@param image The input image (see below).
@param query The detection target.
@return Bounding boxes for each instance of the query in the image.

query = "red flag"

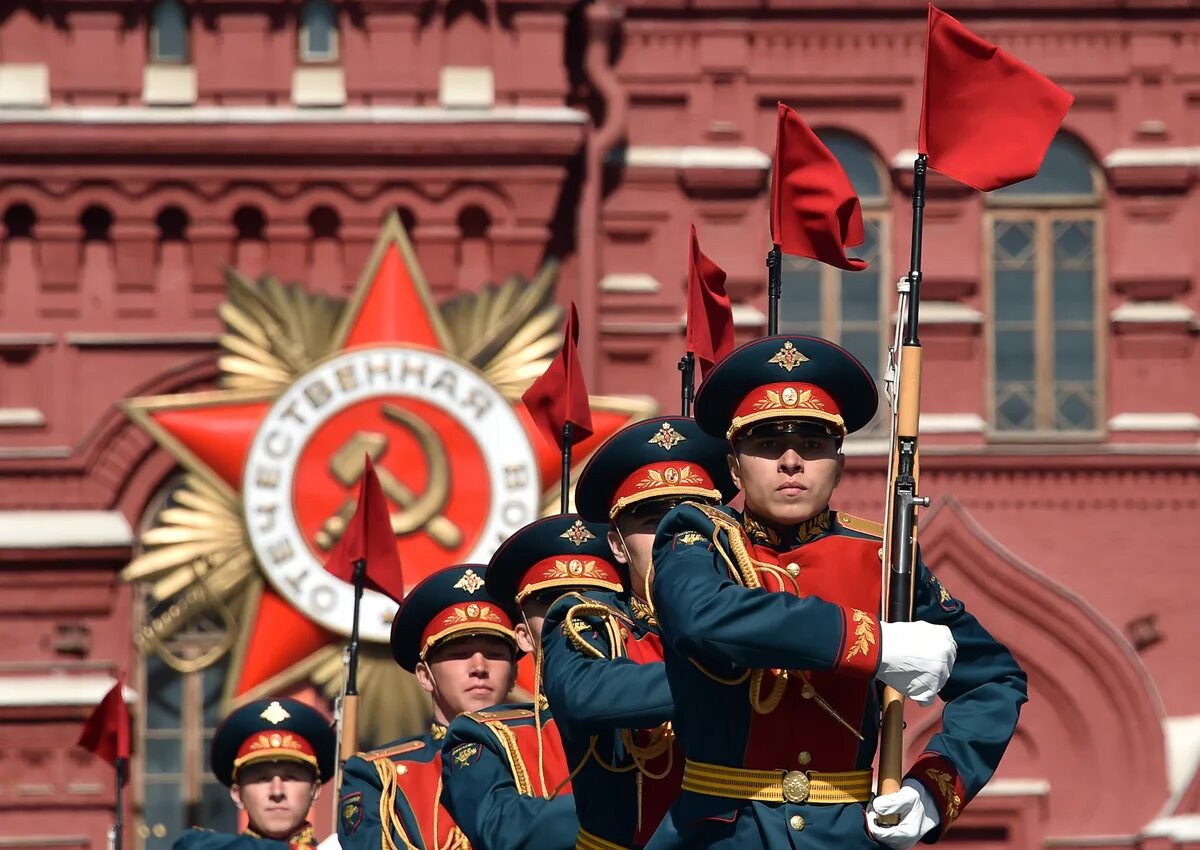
[686,225,735,373]
[770,102,867,272]
[522,303,593,449]
[322,455,407,602]
[920,4,1074,191]
[78,675,130,774]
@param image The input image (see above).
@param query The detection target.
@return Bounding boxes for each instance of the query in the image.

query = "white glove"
[877,620,957,706]
[867,778,941,849]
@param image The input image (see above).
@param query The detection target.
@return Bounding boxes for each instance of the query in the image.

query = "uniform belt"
[682,759,873,805]
[576,827,631,850]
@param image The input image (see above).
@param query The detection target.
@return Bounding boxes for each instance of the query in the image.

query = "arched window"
[457,205,492,289]
[778,130,890,431]
[81,205,114,241]
[3,203,36,239]
[299,0,338,63]
[156,206,189,242]
[149,0,189,64]
[986,133,1102,434]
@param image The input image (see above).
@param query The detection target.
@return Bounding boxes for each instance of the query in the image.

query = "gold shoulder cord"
[484,720,535,797]
[688,505,792,714]
[372,759,420,850]
[562,603,627,661]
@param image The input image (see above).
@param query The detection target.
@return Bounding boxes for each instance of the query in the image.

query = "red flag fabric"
[522,303,593,449]
[920,4,1074,191]
[78,675,130,773]
[322,455,407,602]
[686,225,735,373]
[770,102,867,272]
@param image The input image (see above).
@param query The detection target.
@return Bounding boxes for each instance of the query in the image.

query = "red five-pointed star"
[126,217,648,699]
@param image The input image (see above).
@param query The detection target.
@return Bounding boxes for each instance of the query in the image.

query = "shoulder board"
[836,512,884,538]
[694,503,740,532]
[361,739,425,761]
[466,707,534,722]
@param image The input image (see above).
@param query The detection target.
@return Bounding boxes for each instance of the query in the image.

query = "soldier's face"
[610,501,676,597]
[419,635,516,720]
[230,760,318,839]
[516,596,553,651]
[730,431,843,526]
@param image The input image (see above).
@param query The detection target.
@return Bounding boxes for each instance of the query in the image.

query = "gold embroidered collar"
[629,596,659,629]
[431,722,447,741]
[245,823,316,846]
[744,510,832,550]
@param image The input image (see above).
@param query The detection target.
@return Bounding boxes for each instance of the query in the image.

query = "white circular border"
[242,346,540,642]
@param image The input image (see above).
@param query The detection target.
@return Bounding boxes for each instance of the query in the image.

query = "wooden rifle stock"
[877,155,931,814]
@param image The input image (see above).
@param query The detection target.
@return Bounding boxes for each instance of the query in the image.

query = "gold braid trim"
[372,758,420,850]
[563,603,628,661]
[482,720,534,797]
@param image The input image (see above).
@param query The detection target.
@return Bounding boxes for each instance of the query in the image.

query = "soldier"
[439,513,620,850]
[339,564,517,850]
[174,698,335,850]
[539,417,738,848]
[646,336,1028,849]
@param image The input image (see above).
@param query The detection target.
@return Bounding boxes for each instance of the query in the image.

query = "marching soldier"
[646,336,1028,849]
[539,417,738,848]
[440,513,621,850]
[174,698,335,850]
[339,564,518,850]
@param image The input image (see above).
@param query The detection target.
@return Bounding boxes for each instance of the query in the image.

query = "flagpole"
[113,756,126,850]
[560,423,574,513]
[678,353,695,416]
[339,558,365,765]
[766,244,782,335]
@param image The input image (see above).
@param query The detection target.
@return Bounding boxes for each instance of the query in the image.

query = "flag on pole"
[78,675,130,779]
[920,3,1074,191]
[686,225,735,374]
[522,302,593,449]
[770,102,868,272]
[322,455,406,602]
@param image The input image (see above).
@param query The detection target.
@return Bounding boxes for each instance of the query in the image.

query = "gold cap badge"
[454,569,485,594]
[648,422,687,451]
[560,520,596,547]
[768,341,810,372]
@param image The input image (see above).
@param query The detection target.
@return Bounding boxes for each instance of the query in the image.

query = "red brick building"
[1,1,1198,849]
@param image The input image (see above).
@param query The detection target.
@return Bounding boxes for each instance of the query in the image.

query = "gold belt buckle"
[782,770,810,803]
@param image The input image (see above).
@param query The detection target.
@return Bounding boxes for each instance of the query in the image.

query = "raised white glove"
[867,778,941,850]
[877,620,957,706]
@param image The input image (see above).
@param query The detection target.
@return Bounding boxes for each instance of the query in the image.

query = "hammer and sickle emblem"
[315,403,462,551]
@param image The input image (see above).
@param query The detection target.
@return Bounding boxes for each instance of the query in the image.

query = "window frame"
[134,609,235,847]
[298,0,340,65]
[148,0,190,66]
[778,203,892,436]
[983,206,1106,441]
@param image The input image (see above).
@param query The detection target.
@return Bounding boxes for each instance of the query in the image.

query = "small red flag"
[522,303,593,449]
[78,675,130,775]
[322,455,407,602]
[686,225,735,373]
[770,102,867,272]
[920,4,1074,191]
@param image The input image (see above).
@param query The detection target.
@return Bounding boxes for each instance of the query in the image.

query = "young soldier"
[340,564,517,850]
[540,416,738,849]
[174,698,334,850]
[439,513,620,850]
[647,336,1028,850]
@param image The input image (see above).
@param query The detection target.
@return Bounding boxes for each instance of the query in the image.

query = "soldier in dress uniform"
[538,417,738,849]
[439,513,622,850]
[339,564,518,850]
[646,336,1028,850]
[174,698,335,850]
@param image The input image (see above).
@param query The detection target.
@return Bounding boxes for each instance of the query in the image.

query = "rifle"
[877,154,932,811]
